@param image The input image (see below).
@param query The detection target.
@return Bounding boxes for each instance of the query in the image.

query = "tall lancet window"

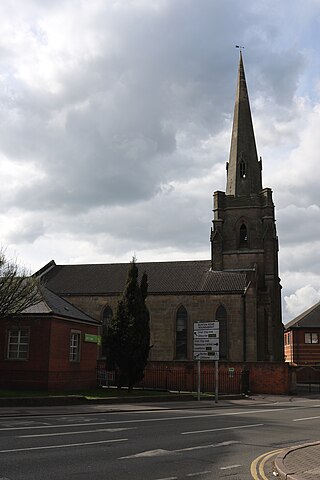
[240,160,246,178]
[175,306,188,360]
[239,223,248,248]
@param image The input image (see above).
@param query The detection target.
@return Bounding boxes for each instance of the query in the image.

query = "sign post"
[197,359,201,401]
[215,358,218,403]
[193,322,219,402]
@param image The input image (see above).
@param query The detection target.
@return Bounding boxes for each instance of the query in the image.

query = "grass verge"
[0,387,184,399]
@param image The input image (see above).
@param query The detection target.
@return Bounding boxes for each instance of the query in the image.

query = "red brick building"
[284,302,320,365]
[0,287,100,391]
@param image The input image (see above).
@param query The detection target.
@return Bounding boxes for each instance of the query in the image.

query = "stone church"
[37,53,284,363]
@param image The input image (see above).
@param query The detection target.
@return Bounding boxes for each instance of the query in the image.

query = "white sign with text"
[193,322,219,360]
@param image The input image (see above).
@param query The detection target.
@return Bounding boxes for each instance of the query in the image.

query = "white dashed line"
[187,471,211,477]
[181,423,263,435]
[293,415,320,422]
[220,464,241,470]
[19,427,135,438]
[0,438,127,453]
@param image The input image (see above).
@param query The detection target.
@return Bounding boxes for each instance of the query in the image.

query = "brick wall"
[0,316,99,391]
[144,361,293,395]
[47,318,99,390]
[289,328,320,365]
[0,317,51,389]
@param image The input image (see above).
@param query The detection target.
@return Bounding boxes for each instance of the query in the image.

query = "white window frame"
[69,330,81,362]
[304,332,319,344]
[7,328,29,360]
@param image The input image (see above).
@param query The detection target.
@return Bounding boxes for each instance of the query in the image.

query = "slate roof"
[285,301,320,330]
[37,260,248,295]
[22,286,98,324]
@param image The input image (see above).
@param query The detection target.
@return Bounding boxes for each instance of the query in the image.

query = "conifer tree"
[106,258,150,390]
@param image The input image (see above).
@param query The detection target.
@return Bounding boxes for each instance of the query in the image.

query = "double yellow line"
[250,448,283,479]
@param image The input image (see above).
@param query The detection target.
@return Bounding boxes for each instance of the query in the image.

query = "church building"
[37,53,284,363]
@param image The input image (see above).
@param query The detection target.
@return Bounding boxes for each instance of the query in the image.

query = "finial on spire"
[235,45,245,59]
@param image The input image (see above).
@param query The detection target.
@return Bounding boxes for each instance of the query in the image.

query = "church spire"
[226,52,262,196]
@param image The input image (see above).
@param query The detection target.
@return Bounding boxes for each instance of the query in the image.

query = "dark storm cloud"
[0,0,305,219]
[2,0,320,326]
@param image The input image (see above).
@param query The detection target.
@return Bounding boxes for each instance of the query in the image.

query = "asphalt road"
[0,396,320,480]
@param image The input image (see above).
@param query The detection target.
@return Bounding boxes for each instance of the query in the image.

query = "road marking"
[0,438,127,454]
[0,408,299,432]
[3,421,50,427]
[2,403,320,433]
[220,464,241,470]
[175,440,237,452]
[119,440,238,459]
[250,449,282,480]
[293,415,320,422]
[2,400,320,423]
[19,427,135,438]
[154,477,177,480]
[121,449,169,458]
[225,408,287,415]
[258,451,280,480]
[187,472,211,477]
[181,423,263,435]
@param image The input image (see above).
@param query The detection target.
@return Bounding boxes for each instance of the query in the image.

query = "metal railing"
[97,365,249,394]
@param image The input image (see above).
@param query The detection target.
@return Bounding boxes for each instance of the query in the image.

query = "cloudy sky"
[1,0,320,323]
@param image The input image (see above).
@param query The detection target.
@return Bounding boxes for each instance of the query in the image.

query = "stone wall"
[62,292,247,362]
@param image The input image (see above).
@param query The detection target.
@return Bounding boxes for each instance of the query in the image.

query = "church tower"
[210,52,283,361]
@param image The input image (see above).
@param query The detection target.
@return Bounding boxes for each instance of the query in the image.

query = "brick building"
[0,286,99,390]
[284,302,320,365]
[36,53,284,365]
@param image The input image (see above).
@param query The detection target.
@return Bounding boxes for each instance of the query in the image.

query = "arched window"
[215,305,227,360]
[176,306,188,360]
[240,160,246,178]
[102,306,113,357]
[239,223,248,248]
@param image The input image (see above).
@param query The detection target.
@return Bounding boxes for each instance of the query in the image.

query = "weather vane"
[235,45,245,50]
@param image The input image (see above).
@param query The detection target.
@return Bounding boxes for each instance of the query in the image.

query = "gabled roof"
[22,286,99,324]
[285,301,320,330]
[36,260,248,295]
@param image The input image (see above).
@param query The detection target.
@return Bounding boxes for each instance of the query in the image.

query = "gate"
[296,366,320,393]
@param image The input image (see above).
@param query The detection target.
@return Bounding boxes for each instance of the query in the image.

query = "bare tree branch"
[0,251,43,318]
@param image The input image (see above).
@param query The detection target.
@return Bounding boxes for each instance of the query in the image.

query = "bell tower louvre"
[210,52,283,361]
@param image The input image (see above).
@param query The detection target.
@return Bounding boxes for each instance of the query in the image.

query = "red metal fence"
[97,365,249,394]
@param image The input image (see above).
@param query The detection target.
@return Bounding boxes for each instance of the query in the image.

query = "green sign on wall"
[85,334,101,345]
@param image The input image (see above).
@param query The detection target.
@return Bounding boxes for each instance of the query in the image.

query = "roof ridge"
[38,285,53,314]
[285,300,320,328]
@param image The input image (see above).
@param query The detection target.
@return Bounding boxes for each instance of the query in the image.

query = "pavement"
[0,394,246,417]
[0,394,319,479]
[274,442,320,480]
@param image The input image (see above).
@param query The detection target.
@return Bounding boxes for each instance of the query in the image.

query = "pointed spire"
[226,52,262,196]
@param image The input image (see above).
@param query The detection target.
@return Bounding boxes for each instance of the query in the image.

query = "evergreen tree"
[106,258,150,390]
